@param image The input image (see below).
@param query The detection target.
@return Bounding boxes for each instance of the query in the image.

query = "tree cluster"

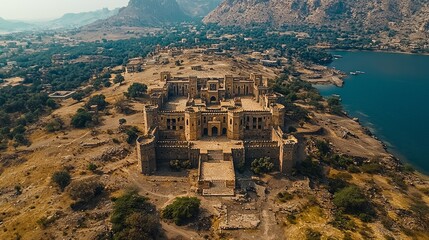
[125,83,148,99]
[111,190,160,240]
[162,197,200,226]
[251,157,274,175]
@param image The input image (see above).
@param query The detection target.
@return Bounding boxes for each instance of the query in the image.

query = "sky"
[0,0,129,20]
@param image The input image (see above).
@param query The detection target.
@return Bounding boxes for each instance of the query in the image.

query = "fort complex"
[137,72,299,196]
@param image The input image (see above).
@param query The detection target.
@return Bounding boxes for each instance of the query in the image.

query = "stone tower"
[185,107,201,141]
[271,104,285,130]
[227,108,244,140]
[137,136,157,175]
[144,105,159,135]
[189,76,198,99]
[224,75,234,98]
[251,73,263,101]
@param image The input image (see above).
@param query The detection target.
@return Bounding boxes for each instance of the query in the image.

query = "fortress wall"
[231,148,245,166]
[244,142,280,169]
[243,129,272,140]
[156,141,190,164]
[272,127,298,174]
[158,130,186,141]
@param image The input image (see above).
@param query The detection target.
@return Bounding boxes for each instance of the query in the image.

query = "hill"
[203,0,429,32]
[177,0,222,17]
[46,8,120,29]
[0,17,33,33]
[90,0,189,28]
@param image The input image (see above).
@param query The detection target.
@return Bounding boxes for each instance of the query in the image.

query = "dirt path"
[161,222,202,240]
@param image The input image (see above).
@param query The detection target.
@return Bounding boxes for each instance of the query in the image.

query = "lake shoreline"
[318,50,429,175]
[330,48,429,57]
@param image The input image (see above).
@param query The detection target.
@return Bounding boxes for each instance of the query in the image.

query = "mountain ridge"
[89,0,189,28]
[203,0,429,33]
[0,17,34,32]
[47,8,120,29]
[177,0,223,17]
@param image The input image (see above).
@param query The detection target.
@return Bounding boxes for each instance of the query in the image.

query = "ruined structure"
[137,72,298,196]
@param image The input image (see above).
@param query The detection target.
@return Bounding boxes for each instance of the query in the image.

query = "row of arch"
[203,127,227,136]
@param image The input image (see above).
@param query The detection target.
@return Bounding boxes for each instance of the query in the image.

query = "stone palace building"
[137,72,298,196]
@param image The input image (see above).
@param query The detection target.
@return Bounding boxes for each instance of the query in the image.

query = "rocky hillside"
[177,0,223,17]
[204,0,429,32]
[0,18,33,33]
[47,8,120,29]
[90,0,189,28]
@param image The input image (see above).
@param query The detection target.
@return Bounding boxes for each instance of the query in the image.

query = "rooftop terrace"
[162,97,188,111]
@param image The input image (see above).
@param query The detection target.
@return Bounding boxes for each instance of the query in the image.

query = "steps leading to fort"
[202,181,235,196]
[207,150,224,161]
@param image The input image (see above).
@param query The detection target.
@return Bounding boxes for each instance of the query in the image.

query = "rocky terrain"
[89,0,189,28]
[204,0,429,33]
[177,0,223,17]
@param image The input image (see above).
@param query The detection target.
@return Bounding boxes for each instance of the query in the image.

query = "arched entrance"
[222,128,227,135]
[210,96,217,103]
[203,128,208,136]
[212,126,218,136]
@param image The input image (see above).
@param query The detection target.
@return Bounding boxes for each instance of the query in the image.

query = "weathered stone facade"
[137,72,299,195]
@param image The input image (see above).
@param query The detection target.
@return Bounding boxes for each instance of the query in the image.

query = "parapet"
[145,105,159,112]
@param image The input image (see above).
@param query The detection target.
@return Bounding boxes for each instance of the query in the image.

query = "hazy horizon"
[0,0,129,21]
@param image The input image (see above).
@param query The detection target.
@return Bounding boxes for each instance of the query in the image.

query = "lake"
[316,50,429,174]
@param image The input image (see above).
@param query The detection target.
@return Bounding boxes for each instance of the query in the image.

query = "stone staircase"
[202,181,235,196]
[207,150,224,161]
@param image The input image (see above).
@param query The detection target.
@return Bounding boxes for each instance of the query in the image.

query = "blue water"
[316,51,429,174]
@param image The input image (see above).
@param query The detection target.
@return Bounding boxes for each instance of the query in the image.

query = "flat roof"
[200,161,235,181]
[192,137,243,152]
[162,97,188,111]
[161,97,265,112]
[240,97,265,111]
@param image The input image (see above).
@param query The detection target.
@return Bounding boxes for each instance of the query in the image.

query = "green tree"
[85,94,107,111]
[251,157,274,175]
[333,186,375,221]
[327,96,343,115]
[115,212,160,240]
[315,139,330,157]
[162,197,201,225]
[113,74,125,84]
[296,158,324,178]
[125,126,139,144]
[45,117,65,132]
[52,170,71,191]
[71,108,93,128]
[119,118,127,126]
[72,91,85,102]
[125,83,147,99]
[114,97,133,114]
[67,178,104,204]
[14,133,29,146]
[46,99,58,109]
[111,190,159,240]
